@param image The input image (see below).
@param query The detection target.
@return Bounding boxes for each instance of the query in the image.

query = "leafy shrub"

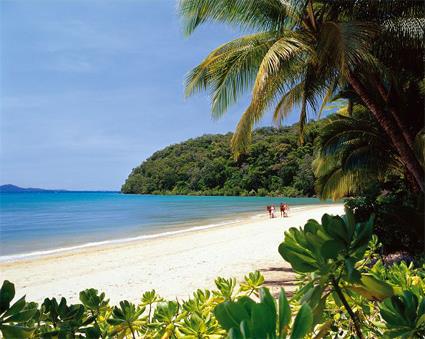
[380,291,425,338]
[345,189,425,254]
[214,288,312,339]
[0,281,37,338]
[239,271,264,297]
[278,207,378,337]
[278,209,425,338]
[0,271,269,339]
[107,301,146,338]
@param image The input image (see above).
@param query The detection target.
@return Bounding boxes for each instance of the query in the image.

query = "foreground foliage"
[1,211,424,338]
[214,288,312,339]
[278,208,425,338]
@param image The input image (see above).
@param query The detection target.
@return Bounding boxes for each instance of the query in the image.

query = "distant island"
[0,184,61,193]
[122,123,320,197]
[0,184,118,193]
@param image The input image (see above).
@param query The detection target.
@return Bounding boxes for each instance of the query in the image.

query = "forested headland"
[122,122,321,197]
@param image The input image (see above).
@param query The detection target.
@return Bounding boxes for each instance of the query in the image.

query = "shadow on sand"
[259,266,297,298]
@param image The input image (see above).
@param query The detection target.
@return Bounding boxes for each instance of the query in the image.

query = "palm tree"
[313,106,403,200]
[180,0,424,190]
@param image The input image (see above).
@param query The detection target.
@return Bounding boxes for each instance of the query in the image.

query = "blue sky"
[1,0,302,190]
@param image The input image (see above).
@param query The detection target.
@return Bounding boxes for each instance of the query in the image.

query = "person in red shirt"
[266,205,272,218]
[280,203,285,217]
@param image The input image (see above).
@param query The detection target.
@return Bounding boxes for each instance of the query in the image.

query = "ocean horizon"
[0,192,332,261]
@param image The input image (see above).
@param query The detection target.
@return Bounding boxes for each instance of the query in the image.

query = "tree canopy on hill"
[122,123,322,197]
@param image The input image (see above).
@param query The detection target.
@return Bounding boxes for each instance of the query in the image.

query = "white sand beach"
[0,204,344,304]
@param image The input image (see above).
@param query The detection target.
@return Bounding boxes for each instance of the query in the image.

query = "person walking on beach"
[284,203,289,217]
[280,203,285,217]
[270,205,276,218]
[266,205,272,218]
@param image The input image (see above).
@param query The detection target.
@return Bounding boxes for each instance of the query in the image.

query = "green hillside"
[121,122,322,196]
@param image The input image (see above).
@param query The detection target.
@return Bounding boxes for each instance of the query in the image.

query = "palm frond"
[185,32,279,117]
[273,81,305,124]
[314,105,404,199]
[319,0,425,23]
[249,31,310,114]
[316,21,379,76]
[314,158,363,200]
[179,0,293,35]
[317,77,338,118]
[230,34,312,156]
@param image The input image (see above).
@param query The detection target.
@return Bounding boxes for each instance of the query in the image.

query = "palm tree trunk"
[348,73,424,191]
[405,170,420,193]
[375,81,415,150]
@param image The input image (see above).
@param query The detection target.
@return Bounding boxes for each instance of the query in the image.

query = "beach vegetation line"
[122,125,319,198]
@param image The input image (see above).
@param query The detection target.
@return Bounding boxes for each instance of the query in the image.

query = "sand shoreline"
[0,204,344,304]
[0,204,330,264]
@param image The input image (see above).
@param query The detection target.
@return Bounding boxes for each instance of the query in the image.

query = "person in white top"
[270,205,276,218]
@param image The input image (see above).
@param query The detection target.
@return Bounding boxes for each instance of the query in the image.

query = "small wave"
[0,219,244,263]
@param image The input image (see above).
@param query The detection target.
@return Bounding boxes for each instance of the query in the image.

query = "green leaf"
[279,241,315,261]
[390,296,406,319]
[343,206,356,239]
[85,326,102,339]
[259,288,276,332]
[301,285,323,309]
[312,296,326,325]
[332,291,343,308]
[0,324,34,339]
[238,296,256,314]
[418,300,425,322]
[6,307,38,323]
[322,214,349,243]
[305,232,325,257]
[352,218,374,250]
[416,314,425,327]
[320,240,346,260]
[239,319,251,338]
[384,327,416,338]
[344,258,361,283]
[304,219,320,234]
[3,296,26,318]
[290,304,313,339]
[228,327,243,339]
[0,281,15,314]
[380,306,400,326]
[214,301,249,330]
[251,303,274,337]
[278,244,317,273]
[278,289,291,336]
[401,291,418,324]
[292,229,310,249]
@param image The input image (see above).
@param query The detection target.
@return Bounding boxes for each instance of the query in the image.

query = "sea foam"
[0,219,243,263]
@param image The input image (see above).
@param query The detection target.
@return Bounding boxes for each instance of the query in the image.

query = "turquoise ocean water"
[0,192,329,261]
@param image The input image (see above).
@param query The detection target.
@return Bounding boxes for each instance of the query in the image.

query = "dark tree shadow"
[260,266,293,273]
[258,266,297,298]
